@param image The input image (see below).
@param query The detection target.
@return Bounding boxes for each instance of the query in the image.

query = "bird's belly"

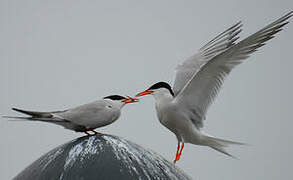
[78,111,120,130]
[157,107,202,143]
[160,114,181,132]
[91,114,119,129]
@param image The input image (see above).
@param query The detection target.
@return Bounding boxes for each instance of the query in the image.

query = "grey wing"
[175,11,292,128]
[55,100,118,129]
[173,21,242,95]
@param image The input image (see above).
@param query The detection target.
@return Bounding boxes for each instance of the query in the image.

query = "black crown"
[147,82,174,96]
[103,95,126,100]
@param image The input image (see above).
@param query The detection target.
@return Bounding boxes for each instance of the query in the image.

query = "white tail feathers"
[203,135,245,158]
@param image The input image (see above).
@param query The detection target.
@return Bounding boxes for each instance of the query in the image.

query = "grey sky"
[1,0,292,179]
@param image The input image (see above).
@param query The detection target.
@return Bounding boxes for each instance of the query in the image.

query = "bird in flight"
[4,95,139,135]
[136,12,292,163]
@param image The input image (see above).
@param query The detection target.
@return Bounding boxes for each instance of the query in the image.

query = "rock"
[14,134,192,180]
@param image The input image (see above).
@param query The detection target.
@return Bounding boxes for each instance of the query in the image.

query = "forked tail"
[2,108,61,122]
[203,135,245,158]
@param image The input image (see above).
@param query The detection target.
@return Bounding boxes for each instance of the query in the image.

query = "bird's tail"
[203,135,245,158]
[2,108,58,122]
[2,116,35,120]
[10,108,53,118]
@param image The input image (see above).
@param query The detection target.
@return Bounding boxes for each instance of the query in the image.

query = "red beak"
[136,90,153,97]
[122,96,140,104]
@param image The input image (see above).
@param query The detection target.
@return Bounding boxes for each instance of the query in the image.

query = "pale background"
[0,0,292,179]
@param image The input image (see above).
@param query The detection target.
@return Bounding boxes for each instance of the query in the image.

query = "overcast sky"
[1,1,292,179]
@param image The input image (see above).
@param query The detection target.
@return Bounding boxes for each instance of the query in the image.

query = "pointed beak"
[136,90,153,97]
[122,96,140,104]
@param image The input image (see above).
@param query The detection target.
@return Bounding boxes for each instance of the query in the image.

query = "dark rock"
[14,134,192,180]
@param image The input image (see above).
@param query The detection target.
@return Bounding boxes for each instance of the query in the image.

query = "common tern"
[4,95,139,135]
[136,12,292,163]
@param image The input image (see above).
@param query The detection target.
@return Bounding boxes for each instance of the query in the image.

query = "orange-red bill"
[135,90,153,97]
[122,96,140,104]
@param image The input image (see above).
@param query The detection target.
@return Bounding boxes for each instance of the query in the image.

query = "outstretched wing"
[175,11,292,128]
[173,21,242,95]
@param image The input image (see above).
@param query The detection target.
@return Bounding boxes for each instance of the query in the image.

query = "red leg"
[91,129,102,134]
[173,143,180,164]
[177,143,185,161]
[84,131,90,136]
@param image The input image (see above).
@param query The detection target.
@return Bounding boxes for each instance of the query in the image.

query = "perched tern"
[136,12,292,163]
[4,95,139,135]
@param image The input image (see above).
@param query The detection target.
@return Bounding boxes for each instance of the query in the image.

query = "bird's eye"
[107,105,112,108]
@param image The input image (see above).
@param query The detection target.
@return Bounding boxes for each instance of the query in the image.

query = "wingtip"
[234,21,242,27]
[11,107,25,113]
[286,10,293,17]
[279,11,293,23]
[286,11,293,20]
[237,20,243,26]
[231,21,243,31]
[12,107,19,111]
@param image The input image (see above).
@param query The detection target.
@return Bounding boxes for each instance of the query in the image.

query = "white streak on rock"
[64,142,83,170]
[64,136,103,170]
[103,135,191,180]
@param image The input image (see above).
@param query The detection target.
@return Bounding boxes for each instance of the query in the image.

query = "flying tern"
[136,12,292,163]
[4,95,139,135]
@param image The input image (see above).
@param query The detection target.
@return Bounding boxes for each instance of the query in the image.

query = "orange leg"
[176,143,185,161]
[84,131,90,136]
[174,143,180,164]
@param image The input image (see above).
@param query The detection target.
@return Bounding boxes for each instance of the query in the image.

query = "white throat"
[152,88,174,104]
[106,99,125,109]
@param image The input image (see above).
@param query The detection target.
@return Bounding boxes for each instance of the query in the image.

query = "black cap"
[103,95,126,100]
[147,82,174,96]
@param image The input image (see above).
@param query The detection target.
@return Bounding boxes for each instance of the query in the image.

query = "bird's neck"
[107,100,124,109]
[153,91,174,105]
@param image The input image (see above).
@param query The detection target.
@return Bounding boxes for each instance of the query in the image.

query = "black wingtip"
[12,107,24,113]
[280,11,293,22]
[286,10,293,17]
[12,107,30,114]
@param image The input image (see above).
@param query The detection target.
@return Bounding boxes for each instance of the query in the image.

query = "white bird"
[136,12,292,163]
[4,95,139,135]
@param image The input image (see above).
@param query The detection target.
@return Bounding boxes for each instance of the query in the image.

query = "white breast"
[155,100,202,143]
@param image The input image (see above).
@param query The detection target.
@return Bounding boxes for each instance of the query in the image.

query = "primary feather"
[175,11,293,128]
[173,21,242,96]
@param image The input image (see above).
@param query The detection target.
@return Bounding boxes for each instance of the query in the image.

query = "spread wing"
[175,11,292,128]
[173,21,242,95]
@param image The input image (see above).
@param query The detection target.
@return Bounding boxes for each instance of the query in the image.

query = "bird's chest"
[155,103,184,132]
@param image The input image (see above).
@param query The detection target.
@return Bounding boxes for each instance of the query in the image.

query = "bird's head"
[136,82,174,99]
[103,95,139,107]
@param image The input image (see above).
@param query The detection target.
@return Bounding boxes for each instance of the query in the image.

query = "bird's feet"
[91,129,102,135]
[173,143,184,164]
[83,129,102,136]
